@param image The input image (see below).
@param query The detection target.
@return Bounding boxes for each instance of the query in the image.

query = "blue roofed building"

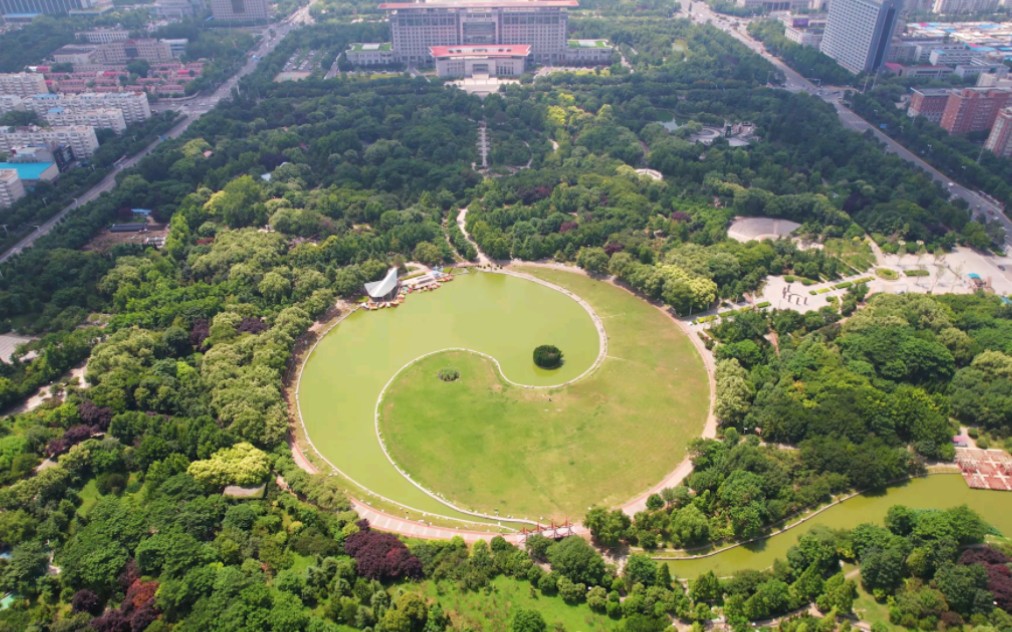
[0,162,58,185]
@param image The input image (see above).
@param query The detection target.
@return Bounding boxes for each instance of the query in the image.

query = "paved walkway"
[455,207,490,265]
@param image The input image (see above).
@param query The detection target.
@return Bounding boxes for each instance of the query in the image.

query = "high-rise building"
[940,88,1012,134]
[0,125,99,158]
[209,0,269,24]
[931,0,999,13]
[382,0,577,66]
[984,107,1012,157]
[0,0,99,16]
[0,169,26,209]
[0,73,48,98]
[820,0,902,74]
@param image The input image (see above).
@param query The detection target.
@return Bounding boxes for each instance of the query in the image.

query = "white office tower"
[820,0,902,74]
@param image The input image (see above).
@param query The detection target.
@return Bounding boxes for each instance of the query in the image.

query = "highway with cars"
[0,5,314,264]
[680,0,1012,249]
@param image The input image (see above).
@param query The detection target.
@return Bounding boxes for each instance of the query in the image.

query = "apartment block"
[0,73,48,98]
[0,125,99,158]
[42,107,127,133]
[0,95,25,116]
[984,107,1012,158]
[24,92,150,124]
[0,169,26,209]
[940,88,1012,134]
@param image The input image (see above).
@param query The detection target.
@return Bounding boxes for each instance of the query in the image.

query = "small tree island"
[533,345,564,369]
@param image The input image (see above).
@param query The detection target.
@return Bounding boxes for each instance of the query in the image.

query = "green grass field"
[379,270,709,519]
[299,268,709,523]
[394,576,619,631]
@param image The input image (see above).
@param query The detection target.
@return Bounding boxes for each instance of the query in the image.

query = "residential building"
[0,0,99,16]
[430,44,529,77]
[940,88,1012,134]
[0,125,99,158]
[0,95,24,116]
[76,28,129,43]
[345,43,396,66]
[819,0,902,74]
[0,72,47,97]
[51,45,98,65]
[209,0,269,24]
[931,0,1000,13]
[42,106,126,132]
[382,0,577,66]
[984,107,1012,157]
[908,88,951,123]
[24,92,150,124]
[0,169,25,209]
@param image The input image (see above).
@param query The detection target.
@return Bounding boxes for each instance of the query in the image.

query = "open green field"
[380,270,710,518]
[298,268,709,523]
[663,474,1012,579]
[395,576,618,631]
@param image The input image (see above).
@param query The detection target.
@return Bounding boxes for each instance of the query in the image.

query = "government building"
[347,0,613,77]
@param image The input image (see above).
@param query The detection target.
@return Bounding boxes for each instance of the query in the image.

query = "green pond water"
[298,271,600,524]
[665,474,1012,578]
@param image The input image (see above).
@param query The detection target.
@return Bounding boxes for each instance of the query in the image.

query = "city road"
[680,0,1011,249]
[0,5,314,263]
